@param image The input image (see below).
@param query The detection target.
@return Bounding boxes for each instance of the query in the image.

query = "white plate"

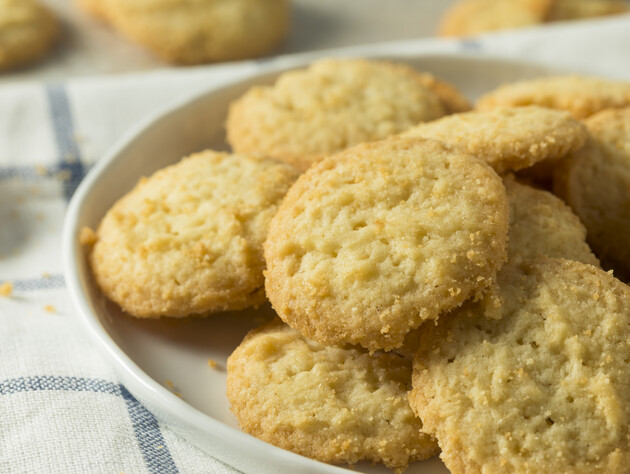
[63,50,561,474]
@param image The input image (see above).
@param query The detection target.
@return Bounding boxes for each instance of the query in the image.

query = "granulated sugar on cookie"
[554,106,630,281]
[86,150,298,318]
[0,0,58,71]
[401,106,587,174]
[226,321,438,471]
[227,58,448,171]
[477,76,630,119]
[409,257,630,474]
[264,137,509,352]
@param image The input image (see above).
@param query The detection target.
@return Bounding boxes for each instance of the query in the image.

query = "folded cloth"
[1,15,629,473]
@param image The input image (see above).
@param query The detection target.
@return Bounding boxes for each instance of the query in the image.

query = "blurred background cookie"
[0,0,58,71]
[79,0,290,64]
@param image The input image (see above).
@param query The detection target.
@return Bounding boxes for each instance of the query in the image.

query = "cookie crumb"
[0,282,13,297]
[207,358,218,369]
[79,227,97,246]
[44,305,56,313]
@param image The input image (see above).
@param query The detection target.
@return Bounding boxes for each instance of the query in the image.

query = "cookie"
[409,257,630,473]
[504,176,599,266]
[264,137,509,352]
[75,0,107,19]
[87,150,298,318]
[400,106,587,174]
[227,59,447,171]
[553,107,630,281]
[547,0,628,21]
[437,0,553,37]
[226,321,438,471]
[477,76,630,119]
[100,0,289,64]
[396,178,598,361]
[0,0,58,71]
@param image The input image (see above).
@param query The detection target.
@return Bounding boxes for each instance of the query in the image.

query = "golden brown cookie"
[264,137,509,352]
[438,0,553,37]
[100,0,289,64]
[409,257,630,474]
[226,321,438,471]
[477,76,630,119]
[75,0,107,19]
[227,58,447,171]
[547,0,629,21]
[0,0,58,71]
[504,176,599,266]
[87,150,298,318]
[554,107,630,281]
[401,106,587,174]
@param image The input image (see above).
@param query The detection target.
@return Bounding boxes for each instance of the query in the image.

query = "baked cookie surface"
[401,106,587,174]
[477,75,630,119]
[547,0,628,21]
[409,258,630,474]
[504,177,599,266]
[227,59,446,171]
[226,321,438,471]
[101,0,289,64]
[554,107,630,280]
[264,138,509,351]
[88,150,298,318]
[438,0,553,37]
[0,0,58,71]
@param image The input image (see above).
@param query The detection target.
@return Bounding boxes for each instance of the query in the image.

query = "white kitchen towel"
[1,15,630,473]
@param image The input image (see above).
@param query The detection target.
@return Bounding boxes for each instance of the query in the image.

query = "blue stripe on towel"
[46,85,86,201]
[0,376,178,474]
[0,274,66,291]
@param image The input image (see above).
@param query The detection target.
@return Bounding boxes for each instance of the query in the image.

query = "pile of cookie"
[83,59,630,473]
[439,0,629,37]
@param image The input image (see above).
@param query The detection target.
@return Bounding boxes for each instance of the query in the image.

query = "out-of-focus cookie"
[477,76,630,119]
[416,73,472,114]
[504,176,599,266]
[409,257,630,474]
[400,106,587,174]
[101,0,289,64]
[0,0,58,71]
[86,150,298,318]
[227,59,447,172]
[226,321,438,471]
[438,0,553,37]
[75,0,107,19]
[264,138,509,352]
[554,107,630,280]
[547,0,628,21]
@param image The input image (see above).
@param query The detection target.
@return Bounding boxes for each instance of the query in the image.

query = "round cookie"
[504,176,599,266]
[227,58,447,172]
[547,0,628,21]
[409,257,630,474]
[226,321,438,471]
[553,107,630,281]
[477,76,630,119]
[400,106,587,174]
[0,0,58,71]
[101,0,289,64]
[437,0,553,37]
[264,137,509,352]
[87,150,298,318]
